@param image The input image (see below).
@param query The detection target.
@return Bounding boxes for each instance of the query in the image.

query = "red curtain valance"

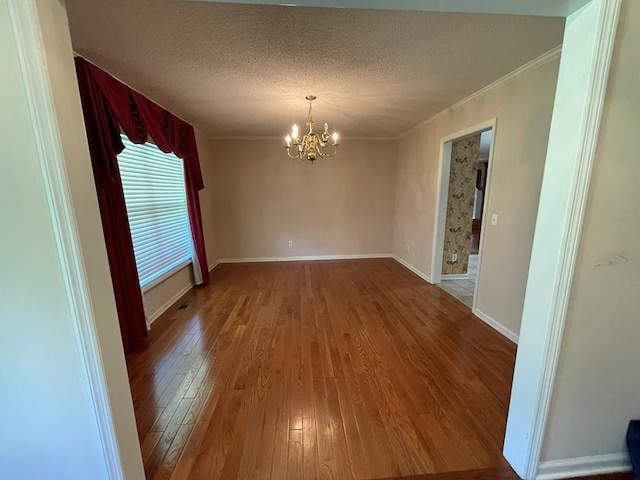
[75,57,209,352]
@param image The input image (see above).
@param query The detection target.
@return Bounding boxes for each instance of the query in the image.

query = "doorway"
[431,120,496,311]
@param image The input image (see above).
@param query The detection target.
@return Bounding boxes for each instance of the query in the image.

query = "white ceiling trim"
[396,44,562,140]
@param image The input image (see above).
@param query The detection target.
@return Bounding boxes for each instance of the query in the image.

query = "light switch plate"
[491,214,499,226]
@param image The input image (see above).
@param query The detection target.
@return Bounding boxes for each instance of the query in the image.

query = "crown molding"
[396,45,562,140]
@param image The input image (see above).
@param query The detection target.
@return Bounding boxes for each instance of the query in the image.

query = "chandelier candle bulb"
[284,95,340,162]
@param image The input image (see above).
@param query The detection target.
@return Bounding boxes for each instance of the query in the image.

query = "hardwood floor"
[126,258,520,479]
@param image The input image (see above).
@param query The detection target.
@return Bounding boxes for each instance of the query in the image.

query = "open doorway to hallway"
[434,126,494,309]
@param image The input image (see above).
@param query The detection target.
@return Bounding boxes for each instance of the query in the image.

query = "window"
[117,135,192,289]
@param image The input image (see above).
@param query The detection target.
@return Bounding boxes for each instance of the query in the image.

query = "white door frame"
[430,118,497,314]
[503,0,621,478]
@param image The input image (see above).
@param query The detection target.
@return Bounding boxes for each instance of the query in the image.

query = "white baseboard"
[217,254,393,263]
[441,274,470,280]
[472,308,519,344]
[147,259,221,324]
[536,453,631,480]
[148,283,194,324]
[391,255,433,284]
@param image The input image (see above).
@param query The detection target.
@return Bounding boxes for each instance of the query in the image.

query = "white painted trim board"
[503,1,622,478]
[391,255,433,283]
[536,453,631,480]
[473,309,519,345]
[147,283,195,324]
[7,0,126,477]
[147,259,227,324]
[430,118,497,287]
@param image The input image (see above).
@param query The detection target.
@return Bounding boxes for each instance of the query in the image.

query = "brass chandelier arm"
[285,95,339,162]
[319,144,338,157]
[285,147,300,159]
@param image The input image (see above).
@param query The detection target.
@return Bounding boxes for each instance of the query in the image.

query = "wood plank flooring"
[126,259,520,479]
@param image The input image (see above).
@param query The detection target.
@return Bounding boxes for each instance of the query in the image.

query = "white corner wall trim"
[503,1,622,478]
[218,254,393,263]
[391,255,433,284]
[7,1,125,478]
[148,283,195,324]
[208,260,220,272]
[536,453,631,480]
[397,45,561,140]
[472,309,519,344]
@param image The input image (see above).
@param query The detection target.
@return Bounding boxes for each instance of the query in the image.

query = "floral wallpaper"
[442,133,480,275]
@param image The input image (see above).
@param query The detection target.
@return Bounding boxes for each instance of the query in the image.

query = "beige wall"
[196,137,397,260]
[392,57,559,338]
[198,132,218,267]
[1,0,143,477]
[541,0,640,461]
[143,265,194,322]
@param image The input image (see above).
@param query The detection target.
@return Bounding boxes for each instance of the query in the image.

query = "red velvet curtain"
[75,57,209,352]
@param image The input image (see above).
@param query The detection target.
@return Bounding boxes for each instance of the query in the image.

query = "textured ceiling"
[66,1,564,138]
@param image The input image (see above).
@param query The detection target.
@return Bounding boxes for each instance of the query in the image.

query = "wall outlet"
[452,252,458,262]
[491,213,499,226]
[406,245,410,253]
[288,240,293,247]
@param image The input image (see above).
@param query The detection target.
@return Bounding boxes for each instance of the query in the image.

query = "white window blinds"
[117,135,192,288]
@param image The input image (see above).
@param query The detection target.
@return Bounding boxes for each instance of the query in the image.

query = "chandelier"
[285,95,339,162]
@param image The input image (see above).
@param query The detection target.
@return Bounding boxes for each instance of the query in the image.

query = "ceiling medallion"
[285,95,339,162]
